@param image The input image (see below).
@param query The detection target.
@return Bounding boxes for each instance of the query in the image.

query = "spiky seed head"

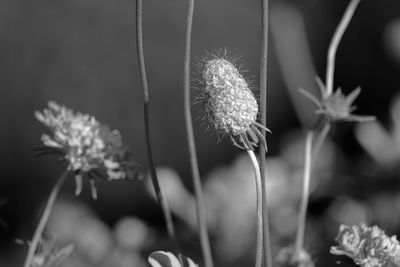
[200,56,269,150]
[202,58,258,136]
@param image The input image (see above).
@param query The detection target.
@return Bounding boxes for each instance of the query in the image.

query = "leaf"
[148,251,182,267]
[148,251,199,267]
[181,256,198,267]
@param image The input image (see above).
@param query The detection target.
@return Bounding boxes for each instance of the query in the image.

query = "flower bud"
[200,57,269,150]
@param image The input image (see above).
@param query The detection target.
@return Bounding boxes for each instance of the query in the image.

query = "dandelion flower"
[35,101,142,198]
[200,56,270,150]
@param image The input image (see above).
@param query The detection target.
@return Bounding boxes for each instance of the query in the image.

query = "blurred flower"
[275,245,314,267]
[204,153,293,260]
[35,101,142,198]
[47,199,113,264]
[113,216,150,249]
[149,141,335,261]
[356,94,400,167]
[46,199,151,267]
[331,223,400,267]
[300,78,375,123]
[145,167,196,227]
[199,54,269,150]
[327,197,369,229]
[148,251,197,267]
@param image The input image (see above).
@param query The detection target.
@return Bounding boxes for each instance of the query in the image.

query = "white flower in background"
[331,223,400,267]
[35,101,142,198]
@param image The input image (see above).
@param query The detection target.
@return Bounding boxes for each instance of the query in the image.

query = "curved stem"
[247,150,263,267]
[295,132,314,258]
[183,1,214,267]
[23,170,69,267]
[325,0,362,96]
[136,0,181,256]
[259,0,273,267]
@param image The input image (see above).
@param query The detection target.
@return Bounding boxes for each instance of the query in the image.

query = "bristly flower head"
[35,101,142,198]
[331,222,400,267]
[199,52,270,150]
[299,77,375,123]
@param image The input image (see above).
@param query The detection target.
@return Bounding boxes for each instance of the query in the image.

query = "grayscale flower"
[35,101,142,198]
[331,223,400,267]
[199,56,270,150]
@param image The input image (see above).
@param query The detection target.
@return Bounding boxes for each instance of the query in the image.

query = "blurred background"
[1,0,400,266]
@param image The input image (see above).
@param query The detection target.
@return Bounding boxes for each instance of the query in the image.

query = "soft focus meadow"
[1,0,400,267]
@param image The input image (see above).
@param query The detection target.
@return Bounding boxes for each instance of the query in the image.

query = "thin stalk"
[259,0,273,267]
[325,0,362,96]
[136,0,181,256]
[23,170,69,267]
[294,131,314,258]
[183,1,213,267]
[247,150,263,267]
[311,123,331,166]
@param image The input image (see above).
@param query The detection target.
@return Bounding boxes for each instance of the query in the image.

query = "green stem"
[136,0,181,256]
[23,170,69,267]
[183,1,213,267]
[294,131,314,259]
[325,0,362,96]
[247,150,263,267]
[259,0,273,267]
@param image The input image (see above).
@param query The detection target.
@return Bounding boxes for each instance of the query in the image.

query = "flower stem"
[325,0,362,96]
[136,0,181,256]
[294,131,314,259]
[259,0,273,267]
[23,170,69,267]
[312,122,331,166]
[183,1,214,267]
[247,150,263,267]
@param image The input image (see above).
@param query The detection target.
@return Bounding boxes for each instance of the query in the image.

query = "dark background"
[1,0,400,266]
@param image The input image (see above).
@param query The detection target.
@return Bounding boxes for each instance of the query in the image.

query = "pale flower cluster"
[35,101,131,180]
[330,223,400,267]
